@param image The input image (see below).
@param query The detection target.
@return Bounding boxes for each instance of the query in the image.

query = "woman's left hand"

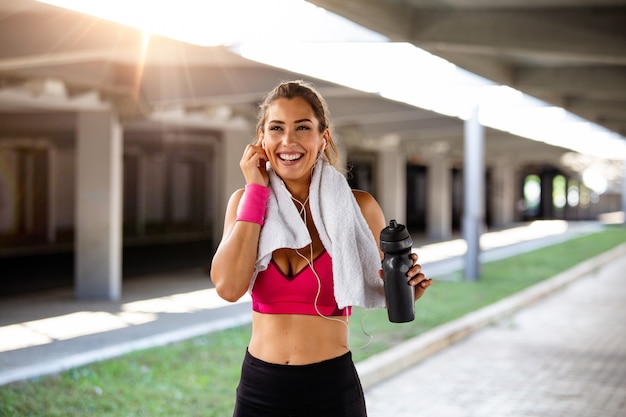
[378,253,433,301]
[407,253,432,301]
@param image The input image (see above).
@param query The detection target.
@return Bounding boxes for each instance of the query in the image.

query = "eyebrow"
[268,119,313,124]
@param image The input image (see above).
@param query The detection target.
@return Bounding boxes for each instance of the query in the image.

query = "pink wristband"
[236,183,270,225]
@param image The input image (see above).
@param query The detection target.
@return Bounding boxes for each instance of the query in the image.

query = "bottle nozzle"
[380,219,412,251]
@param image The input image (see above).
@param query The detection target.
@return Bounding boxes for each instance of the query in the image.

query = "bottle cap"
[380,219,410,242]
[380,219,413,252]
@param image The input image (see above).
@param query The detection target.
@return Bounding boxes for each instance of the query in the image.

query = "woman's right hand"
[240,141,269,186]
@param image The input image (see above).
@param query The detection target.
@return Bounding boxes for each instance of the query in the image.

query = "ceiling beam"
[310,2,626,64]
[408,9,626,65]
[403,0,626,7]
[513,66,626,100]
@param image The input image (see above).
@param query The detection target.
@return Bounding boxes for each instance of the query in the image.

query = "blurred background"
[0,0,625,299]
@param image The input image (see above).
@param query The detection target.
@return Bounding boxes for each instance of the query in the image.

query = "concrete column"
[336,138,348,173]
[75,110,122,300]
[491,158,516,227]
[622,158,626,225]
[47,145,58,242]
[136,155,147,235]
[377,148,407,225]
[215,129,250,243]
[463,106,484,281]
[426,154,451,241]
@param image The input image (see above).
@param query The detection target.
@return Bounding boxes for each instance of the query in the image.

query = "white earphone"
[316,139,327,161]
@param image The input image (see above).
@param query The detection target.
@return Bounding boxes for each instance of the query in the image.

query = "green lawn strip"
[1,325,252,417]
[1,226,625,416]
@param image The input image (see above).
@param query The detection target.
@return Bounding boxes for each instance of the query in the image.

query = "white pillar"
[377,148,407,225]
[622,158,626,225]
[491,158,516,227]
[463,106,484,281]
[47,145,58,242]
[426,154,451,241]
[75,110,123,300]
[215,129,251,242]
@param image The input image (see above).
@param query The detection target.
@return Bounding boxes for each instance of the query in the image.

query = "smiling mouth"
[279,153,303,162]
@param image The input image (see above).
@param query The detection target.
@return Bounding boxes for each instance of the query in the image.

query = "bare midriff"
[248,311,350,365]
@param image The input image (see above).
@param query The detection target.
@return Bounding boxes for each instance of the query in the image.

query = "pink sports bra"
[251,250,351,317]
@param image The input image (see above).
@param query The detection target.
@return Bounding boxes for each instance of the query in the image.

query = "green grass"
[2,226,625,416]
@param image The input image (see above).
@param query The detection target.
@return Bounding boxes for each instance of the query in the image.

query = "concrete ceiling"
[307,0,626,138]
[0,0,613,169]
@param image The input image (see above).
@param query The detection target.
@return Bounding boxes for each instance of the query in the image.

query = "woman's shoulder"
[351,189,384,219]
[351,189,375,205]
[225,188,246,211]
[351,189,386,244]
[231,187,245,198]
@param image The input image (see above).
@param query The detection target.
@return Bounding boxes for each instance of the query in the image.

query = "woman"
[211,80,432,416]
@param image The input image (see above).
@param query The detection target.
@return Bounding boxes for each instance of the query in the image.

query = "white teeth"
[279,154,302,161]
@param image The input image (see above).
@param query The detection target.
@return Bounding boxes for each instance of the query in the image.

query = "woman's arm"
[211,141,269,302]
[353,190,432,301]
[352,190,386,260]
[210,189,261,302]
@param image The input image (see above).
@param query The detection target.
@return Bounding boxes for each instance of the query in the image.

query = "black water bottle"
[380,219,415,323]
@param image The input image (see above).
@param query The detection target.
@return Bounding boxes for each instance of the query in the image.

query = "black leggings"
[233,349,367,417]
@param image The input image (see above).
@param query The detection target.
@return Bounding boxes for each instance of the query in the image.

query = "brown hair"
[256,80,339,166]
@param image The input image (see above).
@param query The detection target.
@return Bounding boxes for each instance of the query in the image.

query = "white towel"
[252,159,385,310]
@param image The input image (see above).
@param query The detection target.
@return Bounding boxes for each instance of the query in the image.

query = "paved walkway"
[365,245,626,417]
[0,273,252,386]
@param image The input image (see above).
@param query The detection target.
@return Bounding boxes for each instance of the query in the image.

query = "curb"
[356,242,626,390]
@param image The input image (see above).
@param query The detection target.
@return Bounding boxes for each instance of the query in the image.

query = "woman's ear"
[322,130,331,151]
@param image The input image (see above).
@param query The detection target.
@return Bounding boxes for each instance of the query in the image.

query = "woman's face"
[259,97,328,184]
